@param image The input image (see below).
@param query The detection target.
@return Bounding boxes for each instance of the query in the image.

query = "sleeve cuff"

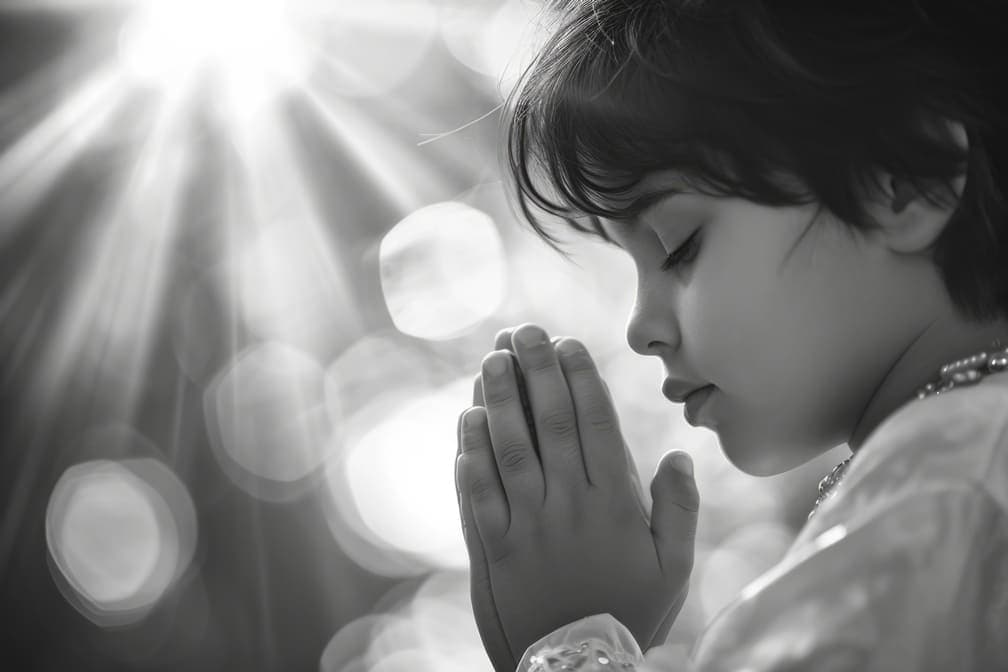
[517,613,644,671]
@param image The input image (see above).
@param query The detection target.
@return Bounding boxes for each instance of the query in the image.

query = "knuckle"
[525,357,559,375]
[496,440,532,470]
[584,401,617,433]
[483,384,517,406]
[468,477,498,503]
[460,434,485,457]
[539,408,578,438]
[563,352,595,374]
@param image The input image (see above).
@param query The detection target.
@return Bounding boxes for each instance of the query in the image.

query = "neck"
[848,314,1008,452]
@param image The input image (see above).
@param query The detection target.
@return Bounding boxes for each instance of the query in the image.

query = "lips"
[663,379,716,426]
[682,385,715,426]
[662,379,711,404]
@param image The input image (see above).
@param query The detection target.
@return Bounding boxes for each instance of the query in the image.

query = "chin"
[716,431,818,477]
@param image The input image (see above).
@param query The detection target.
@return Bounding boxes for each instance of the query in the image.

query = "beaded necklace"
[809,339,1008,517]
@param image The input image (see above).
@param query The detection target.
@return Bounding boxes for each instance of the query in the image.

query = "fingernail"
[670,452,693,476]
[483,353,508,376]
[556,339,582,357]
[515,325,548,347]
[463,407,484,429]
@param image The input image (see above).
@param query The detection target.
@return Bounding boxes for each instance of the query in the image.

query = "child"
[455,1,1008,671]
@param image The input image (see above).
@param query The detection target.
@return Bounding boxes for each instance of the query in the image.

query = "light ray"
[33,87,192,415]
[0,66,130,238]
[294,62,502,220]
[218,100,361,357]
[298,87,428,215]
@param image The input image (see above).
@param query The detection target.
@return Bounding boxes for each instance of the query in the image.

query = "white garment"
[519,371,1008,671]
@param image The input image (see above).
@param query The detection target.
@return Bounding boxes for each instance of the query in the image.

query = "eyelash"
[660,230,701,271]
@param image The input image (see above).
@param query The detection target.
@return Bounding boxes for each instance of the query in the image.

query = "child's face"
[599,171,938,475]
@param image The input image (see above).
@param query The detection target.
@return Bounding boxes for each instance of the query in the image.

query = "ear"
[866,120,968,255]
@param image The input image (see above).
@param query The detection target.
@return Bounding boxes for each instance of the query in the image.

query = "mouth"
[662,379,712,404]
[662,380,716,426]
[682,386,715,426]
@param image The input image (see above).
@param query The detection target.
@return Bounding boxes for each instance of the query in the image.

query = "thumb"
[650,451,699,576]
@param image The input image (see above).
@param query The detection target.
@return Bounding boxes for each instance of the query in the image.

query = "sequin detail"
[528,640,636,671]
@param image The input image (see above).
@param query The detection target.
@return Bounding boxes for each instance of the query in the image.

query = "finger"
[597,377,650,516]
[554,338,633,494]
[463,500,519,672]
[495,327,562,352]
[597,376,646,511]
[650,451,700,582]
[458,385,482,499]
[493,328,538,439]
[480,351,545,519]
[475,371,535,455]
[494,328,514,352]
[624,439,652,525]
[510,323,589,491]
[459,406,510,542]
[473,373,484,407]
[456,408,516,671]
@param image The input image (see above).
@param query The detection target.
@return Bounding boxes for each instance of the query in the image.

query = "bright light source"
[117,0,310,108]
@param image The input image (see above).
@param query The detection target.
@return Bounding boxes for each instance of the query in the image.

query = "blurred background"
[0,1,850,670]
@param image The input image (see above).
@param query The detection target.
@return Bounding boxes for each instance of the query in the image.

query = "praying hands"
[455,323,700,671]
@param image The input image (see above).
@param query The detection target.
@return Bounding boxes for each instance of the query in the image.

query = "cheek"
[682,212,855,404]
[684,216,877,457]
[682,233,800,387]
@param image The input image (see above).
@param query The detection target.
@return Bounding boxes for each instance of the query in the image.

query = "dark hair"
[505,0,1008,321]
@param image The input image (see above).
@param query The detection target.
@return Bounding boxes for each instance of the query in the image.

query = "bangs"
[505,2,810,247]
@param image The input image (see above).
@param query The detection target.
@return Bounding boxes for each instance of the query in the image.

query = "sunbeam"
[35,86,192,415]
[300,85,448,215]
[0,66,129,237]
[221,100,362,357]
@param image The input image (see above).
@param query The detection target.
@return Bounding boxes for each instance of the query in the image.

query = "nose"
[625,280,680,357]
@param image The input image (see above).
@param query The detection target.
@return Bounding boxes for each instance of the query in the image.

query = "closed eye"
[660,230,701,271]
